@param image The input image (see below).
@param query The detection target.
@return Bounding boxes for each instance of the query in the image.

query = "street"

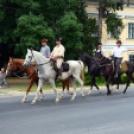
[0,87,134,134]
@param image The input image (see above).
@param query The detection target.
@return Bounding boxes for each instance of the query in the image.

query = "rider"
[111,40,127,78]
[95,42,105,63]
[50,38,65,80]
[40,38,51,58]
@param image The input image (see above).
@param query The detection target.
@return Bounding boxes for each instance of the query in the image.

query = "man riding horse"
[111,40,127,78]
[95,42,105,63]
[50,38,65,80]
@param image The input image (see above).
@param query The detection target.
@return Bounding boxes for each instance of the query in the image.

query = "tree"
[56,12,83,60]
[97,0,124,40]
[0,0,99,67]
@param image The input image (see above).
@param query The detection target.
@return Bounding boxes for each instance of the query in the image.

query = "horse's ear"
[11,57,14,61]
[9,57,14,61]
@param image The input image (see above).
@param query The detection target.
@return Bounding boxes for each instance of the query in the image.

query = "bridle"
[7,60,35,78]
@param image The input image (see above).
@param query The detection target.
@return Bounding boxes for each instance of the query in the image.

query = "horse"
[81,53,134,95]
[80,53,113,95]
[94,51,134,94]
[6,57,72,103]
[23,49,85,104]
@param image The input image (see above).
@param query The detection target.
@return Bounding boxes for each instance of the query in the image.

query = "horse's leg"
[69,77,76,101]
[106,76,112,96]
[66,78,73,95]
[35,78,44,101]
[88,76,94,95]
[116,76,120,92]
[122,74,131,94]
[21,77,35,103]
[59,80,65,100]
[94,79,101,94]
[31,78,44,104]
[74,75,85,98]
[49,79,60,102]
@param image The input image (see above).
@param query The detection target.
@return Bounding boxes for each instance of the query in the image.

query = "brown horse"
[6,57,72,103]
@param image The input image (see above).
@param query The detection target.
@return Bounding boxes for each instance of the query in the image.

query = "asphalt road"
[1,87,134,134]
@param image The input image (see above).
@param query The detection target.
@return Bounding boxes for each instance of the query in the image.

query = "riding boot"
[57,68,63,80]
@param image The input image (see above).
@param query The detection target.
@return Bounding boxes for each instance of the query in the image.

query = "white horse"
[23,49,85,104]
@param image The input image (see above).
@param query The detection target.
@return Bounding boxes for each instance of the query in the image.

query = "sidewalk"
[0,84,133,97]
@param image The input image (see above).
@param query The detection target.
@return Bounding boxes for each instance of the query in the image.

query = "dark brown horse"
[93,52,134,94]
[80,53,133,95]
[6,57,72,103]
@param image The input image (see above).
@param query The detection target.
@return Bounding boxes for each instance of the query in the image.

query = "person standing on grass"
[0,68,7,88]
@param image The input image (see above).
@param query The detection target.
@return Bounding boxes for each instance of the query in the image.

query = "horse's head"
[23,49,35,67]
[80,53,92,65]
[6,57,18,76]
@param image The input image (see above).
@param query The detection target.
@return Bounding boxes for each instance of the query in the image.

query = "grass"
[5,77,52,91]
[5,77,66,92]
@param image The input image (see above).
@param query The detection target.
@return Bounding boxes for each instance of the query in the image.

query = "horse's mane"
[32,50,48,60]
[13,58,24,62]
[83,53,94,60]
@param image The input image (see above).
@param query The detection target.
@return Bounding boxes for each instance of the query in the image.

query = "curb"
[0,84,133,97]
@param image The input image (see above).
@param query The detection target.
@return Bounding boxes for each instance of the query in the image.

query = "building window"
[108,27,120,39]
[109,32,115,39]
[128,23,134,39]
[129,54,134,62]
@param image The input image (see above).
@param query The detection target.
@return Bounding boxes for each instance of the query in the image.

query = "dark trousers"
[114,57,122,77]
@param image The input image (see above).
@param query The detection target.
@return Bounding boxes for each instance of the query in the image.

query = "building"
[85,0,134,62]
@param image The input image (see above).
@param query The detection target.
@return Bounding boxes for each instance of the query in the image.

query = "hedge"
[84,71,129,85]
[55,71,130,87]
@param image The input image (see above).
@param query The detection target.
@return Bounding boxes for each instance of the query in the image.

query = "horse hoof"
[21,99,25,103]
[39,98,44,101]
[87,91,91,96]
[116,90,119,93]
[69,91,74,95]
[122,92,125,95]
[99,90,102,94]
[55,98,60,103]
[70,97,75,101]
[58,96,63,100]
[81,94,85,98]
[31,101,36,105]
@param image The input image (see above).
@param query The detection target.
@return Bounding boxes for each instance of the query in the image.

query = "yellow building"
[85,0,134,62]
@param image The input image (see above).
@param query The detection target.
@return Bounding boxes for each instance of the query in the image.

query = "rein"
[13,69,36,78]
[12,60,51,79]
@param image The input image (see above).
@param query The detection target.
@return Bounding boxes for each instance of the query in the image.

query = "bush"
[84,71,129,86]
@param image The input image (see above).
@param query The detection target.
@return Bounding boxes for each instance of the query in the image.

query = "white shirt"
[51,44,65,57]
[96,49,105,56]
[111,46,127,58]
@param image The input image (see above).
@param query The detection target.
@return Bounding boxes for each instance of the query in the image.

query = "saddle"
[51,60,70,72]
[119,61,128,72]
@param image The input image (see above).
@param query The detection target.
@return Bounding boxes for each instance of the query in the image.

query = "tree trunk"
[98,0,103,42]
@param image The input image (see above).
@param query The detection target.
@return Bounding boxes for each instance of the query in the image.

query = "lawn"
[5,77,65,92]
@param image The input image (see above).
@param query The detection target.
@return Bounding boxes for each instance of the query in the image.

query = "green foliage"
[0,0,98,66]
[56,12,83,60]
[84,71,128,86]
[14,13,54,57]
[105,13,123,39]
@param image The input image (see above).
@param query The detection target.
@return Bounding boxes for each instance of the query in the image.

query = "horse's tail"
[78,61,85,83]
